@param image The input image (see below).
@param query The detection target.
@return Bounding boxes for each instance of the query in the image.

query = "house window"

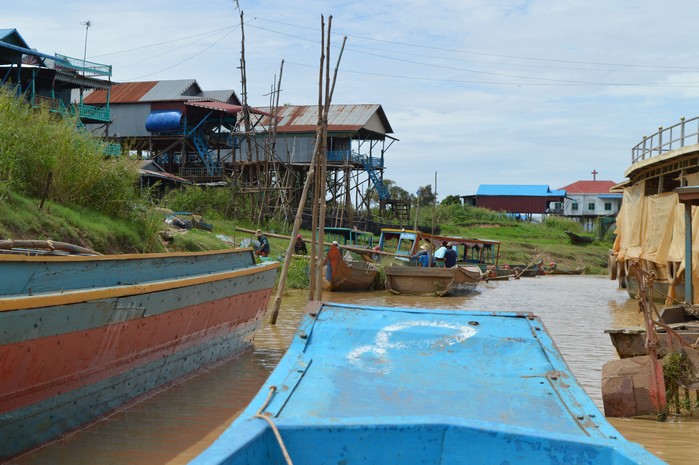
[554,202,562,210]
[588,203,595,211]
[572,203,579,211]
[604,202,612,211]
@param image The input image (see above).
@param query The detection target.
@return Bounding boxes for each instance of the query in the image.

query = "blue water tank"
[145,110,182,132]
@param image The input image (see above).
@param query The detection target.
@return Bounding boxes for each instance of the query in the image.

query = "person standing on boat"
[255,229,270,257]
[444,242,458,268]
[294,234,307,255]
[434,241,448,267]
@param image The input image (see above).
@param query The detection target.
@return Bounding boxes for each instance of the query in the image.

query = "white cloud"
[4,0,699,197]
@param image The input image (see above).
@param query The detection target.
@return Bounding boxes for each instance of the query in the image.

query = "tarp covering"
[614,174,699,302]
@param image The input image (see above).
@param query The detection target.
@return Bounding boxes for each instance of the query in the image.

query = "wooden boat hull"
[565,230,594,244]
[624,276,684,303]
[384,265,481,296]
[322,260,379,292]
[606,325,699,358]
[544,267,585,275]
[191,302,664,465]
[0,249,278,460]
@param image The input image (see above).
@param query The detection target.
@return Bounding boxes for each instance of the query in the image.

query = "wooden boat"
[322,245,379,291]
[606,304,699,358]
[606,324,699,358]
[512,260,544,278]
[543,266,585,275]
[384,264,482,296]
[565,230,594,244]
[191,302,665,465]
[0,248,278,460]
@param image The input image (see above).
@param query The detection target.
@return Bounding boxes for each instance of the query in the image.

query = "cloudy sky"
[5,1,699,198]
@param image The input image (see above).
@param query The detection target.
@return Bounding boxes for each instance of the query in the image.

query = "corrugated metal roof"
[186,100,243,114]
[202,89,241,105]
[256,104,393,134]
[85,79,205,104]
[84,81,157,104]
[560,180,617,194]
[477,185,564,197]
[141,79,199,101]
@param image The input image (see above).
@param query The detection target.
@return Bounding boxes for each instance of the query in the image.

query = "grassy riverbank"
[0,86,612,278]
[1,190,612,275]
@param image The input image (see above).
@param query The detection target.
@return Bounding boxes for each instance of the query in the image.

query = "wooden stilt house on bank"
[82,87,404,226]
[0,28,118,155]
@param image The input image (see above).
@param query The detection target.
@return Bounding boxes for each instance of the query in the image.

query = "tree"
[416,185,436,207]
[441,195,462,206]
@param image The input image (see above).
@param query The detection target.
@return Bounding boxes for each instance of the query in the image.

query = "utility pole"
[79,20,91,103]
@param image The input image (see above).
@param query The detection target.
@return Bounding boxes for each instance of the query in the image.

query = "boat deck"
[192,302,664,464]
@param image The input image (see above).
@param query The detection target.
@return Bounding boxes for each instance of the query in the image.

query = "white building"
[555,179,622,232]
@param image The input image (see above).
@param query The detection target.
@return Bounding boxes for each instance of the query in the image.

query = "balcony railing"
[54,53,112,77]
[632,116,699,164]
[72,103,111,122]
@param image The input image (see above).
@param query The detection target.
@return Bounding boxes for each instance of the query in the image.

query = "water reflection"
[10,275,696,465]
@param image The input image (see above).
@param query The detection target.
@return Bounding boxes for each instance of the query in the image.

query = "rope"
[253,386,294,465]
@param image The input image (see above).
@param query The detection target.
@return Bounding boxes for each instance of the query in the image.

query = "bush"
[0,86,140,218]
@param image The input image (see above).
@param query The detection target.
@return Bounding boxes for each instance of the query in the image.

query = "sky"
[5,0,699,199]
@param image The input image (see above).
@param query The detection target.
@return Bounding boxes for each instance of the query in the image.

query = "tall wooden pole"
[269,17,346,323]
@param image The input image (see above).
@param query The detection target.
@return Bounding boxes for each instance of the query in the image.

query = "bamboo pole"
[269,16,347,323]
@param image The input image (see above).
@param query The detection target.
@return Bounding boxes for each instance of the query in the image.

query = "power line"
[251,15,699,72]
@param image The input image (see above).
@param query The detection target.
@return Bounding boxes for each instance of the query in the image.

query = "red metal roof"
[560,180,616,194]
[84,81,158,104]
[186,100,272,116]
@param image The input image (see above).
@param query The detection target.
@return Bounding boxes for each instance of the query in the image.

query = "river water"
[10,275,699,464]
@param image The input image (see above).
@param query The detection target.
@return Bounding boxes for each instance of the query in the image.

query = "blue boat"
[191,302,665,465]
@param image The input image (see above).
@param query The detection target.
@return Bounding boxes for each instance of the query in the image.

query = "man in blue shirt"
[444,242,458,268]
[255,229,270,257]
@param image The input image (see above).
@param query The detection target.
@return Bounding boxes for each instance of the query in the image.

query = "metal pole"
[685,202,694,304]
[80,20,91,103]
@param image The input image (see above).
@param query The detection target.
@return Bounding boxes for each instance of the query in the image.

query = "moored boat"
[565,230,594,244]
[191,302,665,465]
[543,266,586,275]
[0,248,278,460]
[323,244,379,291]
[384,264,482,296]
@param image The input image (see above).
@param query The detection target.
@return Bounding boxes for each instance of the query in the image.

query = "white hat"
[332,241,339,245]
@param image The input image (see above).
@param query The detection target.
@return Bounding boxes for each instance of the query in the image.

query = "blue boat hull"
[192,302,665,465]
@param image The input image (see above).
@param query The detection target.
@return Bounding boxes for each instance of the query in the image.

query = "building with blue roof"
[464,184,567,219]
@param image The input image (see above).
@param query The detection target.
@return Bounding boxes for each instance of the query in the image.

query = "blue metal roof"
[477,184,566,197]
[192,302,665,465]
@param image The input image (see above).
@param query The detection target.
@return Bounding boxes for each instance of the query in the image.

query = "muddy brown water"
[10,276,699,465]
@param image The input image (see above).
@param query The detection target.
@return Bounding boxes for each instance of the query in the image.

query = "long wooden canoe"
[384,265,482,296]
[0,248,278,460]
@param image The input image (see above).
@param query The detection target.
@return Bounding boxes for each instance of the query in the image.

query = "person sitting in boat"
[294,234,307,255]
[412,243,433,267]
[444,242,458,268]
[434,241,448,267]
[255,229,270,257]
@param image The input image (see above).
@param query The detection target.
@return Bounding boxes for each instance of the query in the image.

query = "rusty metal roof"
[257,104,393,135]
[186,100,271,116]
[84,79,206,104]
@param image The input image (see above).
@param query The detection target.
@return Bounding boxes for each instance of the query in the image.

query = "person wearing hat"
[255,229,270,257]
[294,234,307,255]
[434,240,448,267]
[444,242,458,268]
[412,243,433,267]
